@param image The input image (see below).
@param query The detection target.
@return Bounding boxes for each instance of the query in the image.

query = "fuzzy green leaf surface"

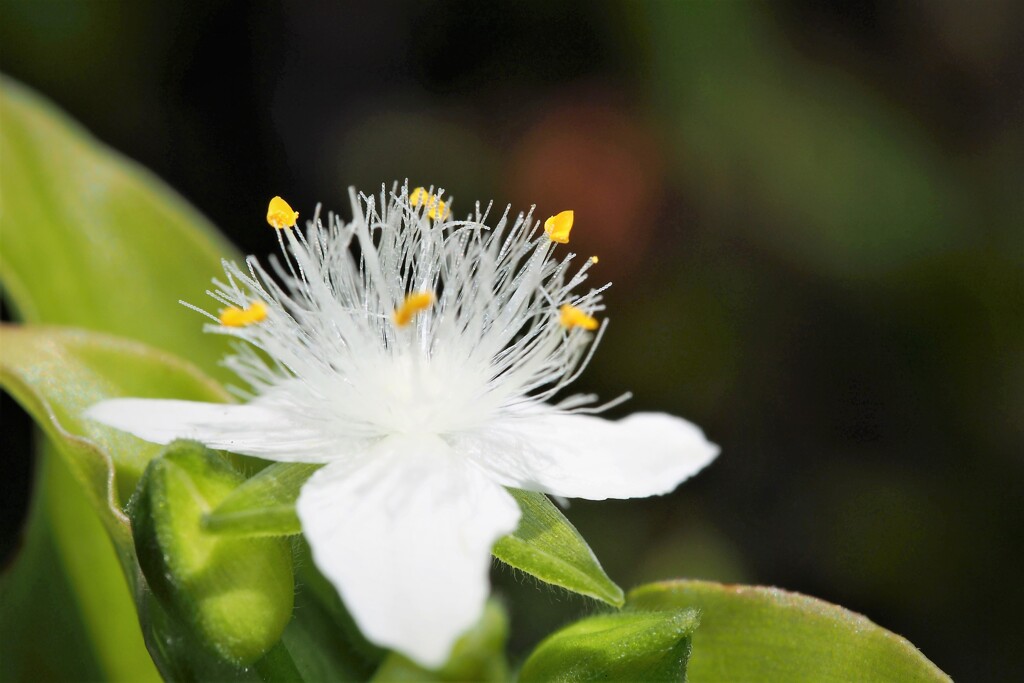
[493,489,624,607]
[519,608,700,682]
[204,462,322,537]
[628,580,951,682]
[130,440,295,665]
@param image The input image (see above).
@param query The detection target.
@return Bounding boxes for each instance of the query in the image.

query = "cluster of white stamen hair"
[182,184,624,441]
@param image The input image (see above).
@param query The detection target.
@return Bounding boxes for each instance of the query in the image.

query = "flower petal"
[83,398,354,462]
[296,435,521,667]
[454,411,719,500]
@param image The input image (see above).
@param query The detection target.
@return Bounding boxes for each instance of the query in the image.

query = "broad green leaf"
[204,462,322,536]
[493,489,624,607]
[371,601,510,682]
[628,580,951,682]
[519,609,700,682]
[0,76,239,378]
[130,440,294,665]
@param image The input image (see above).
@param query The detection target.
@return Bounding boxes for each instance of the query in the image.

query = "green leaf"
[204,462,322,537]
[371,601,510,682]
[493,489,624,607]
[130,440,295,665]
[0,76,238,378]
[628,580,951,682]
[519,609,700,682]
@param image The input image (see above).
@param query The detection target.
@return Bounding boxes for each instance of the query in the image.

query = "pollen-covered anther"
[393,291,435,327]
[590,256,599,264]
[219,301,268,327]
[409,187,450,220]
[267,196,299,230]
[544,210,574,244]
[559,304,599,331]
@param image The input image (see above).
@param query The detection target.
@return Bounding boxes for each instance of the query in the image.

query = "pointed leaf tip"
[493,489,624,607]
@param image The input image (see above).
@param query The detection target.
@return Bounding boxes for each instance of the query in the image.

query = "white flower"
[86,185,719,667]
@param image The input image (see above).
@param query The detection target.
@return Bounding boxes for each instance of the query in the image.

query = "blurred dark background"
[2,1,1022,680]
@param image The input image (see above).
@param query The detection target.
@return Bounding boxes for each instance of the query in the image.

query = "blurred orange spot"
[506,97,664,276]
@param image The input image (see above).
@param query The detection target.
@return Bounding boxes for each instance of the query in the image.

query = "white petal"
[296,435,521,667]
[453,411,719,500]
[83,398,352,462]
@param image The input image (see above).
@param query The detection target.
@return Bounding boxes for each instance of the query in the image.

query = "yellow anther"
[544,210,574,244]
[393,291,435,327]
[219,301,268,327]
[267,196,299,230]
[590,255,599,264]
[409,187,450,220]
[559,304,599,331]
[409,187,430,205]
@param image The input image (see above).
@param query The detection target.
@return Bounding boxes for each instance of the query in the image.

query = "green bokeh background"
[2,1,1021,680]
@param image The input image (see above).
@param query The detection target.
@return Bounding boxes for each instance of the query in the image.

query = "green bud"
[130,440,295,665]
[519,609,700,682]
